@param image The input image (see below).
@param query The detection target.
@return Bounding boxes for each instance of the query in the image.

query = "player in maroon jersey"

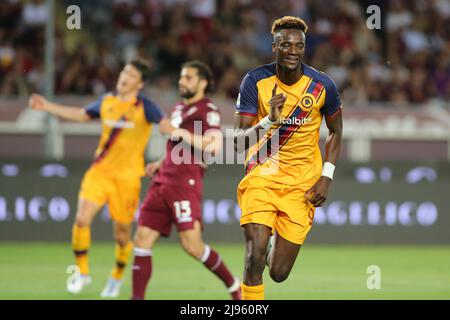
[131,61,241,300]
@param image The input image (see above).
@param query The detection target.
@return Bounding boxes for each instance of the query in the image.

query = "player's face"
[178,67,205,99]
[116,64,143,94]
[272,29,305,72]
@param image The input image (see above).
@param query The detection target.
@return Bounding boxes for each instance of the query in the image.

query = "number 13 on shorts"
[173,200,192,223]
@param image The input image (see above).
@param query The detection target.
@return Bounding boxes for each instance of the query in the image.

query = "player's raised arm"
[152,112,221,154]
[233,83,286,152]
[172,127,223,155]
[28,93,91,122]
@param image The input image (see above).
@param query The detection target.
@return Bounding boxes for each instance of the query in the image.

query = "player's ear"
[272,42,276,54]
[199,79,208,92]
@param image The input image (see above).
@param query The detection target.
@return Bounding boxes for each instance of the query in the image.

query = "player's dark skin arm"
[305,110,343,207]
[233,114,257,152]
[234,84,286,152]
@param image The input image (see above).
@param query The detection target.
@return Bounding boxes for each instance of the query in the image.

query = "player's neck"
[117,91,138,102]
[276,64,303,86]
[184,93,205,106]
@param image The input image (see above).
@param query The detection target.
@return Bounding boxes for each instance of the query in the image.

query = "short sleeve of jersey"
[142,97,163,123]
[201,103,221,133]
[321,78,342,117]
[235,73,258,116]
[84,95,103,119]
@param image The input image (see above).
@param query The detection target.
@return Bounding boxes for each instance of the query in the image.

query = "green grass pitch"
[0,243,449,300]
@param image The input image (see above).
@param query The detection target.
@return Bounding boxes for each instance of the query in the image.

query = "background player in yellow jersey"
[234,16,343,300]
[29,59,174,297]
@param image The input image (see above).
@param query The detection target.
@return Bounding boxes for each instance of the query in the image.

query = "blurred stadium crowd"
[0,0,449,106]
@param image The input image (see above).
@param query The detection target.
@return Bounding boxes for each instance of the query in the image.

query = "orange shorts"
[79,167,141,224]
[237,183,315,245]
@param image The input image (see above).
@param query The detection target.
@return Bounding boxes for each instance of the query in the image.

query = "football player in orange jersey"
[233,16,343,300]
[29,58,174,298]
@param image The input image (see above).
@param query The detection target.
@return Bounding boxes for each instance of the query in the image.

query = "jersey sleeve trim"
[326,105,342,118]
[84,95,105,119]
[141,97,164,123]
[235,73,258,115]
[235,111,257,117]
[320,76,342,116]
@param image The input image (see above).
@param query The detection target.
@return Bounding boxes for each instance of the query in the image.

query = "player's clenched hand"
[29,94,50,111]
[268,83,287,122]
[304,176,332,207]
[145,161,162,178]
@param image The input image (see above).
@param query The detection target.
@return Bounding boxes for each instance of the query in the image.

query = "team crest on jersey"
[300,93,315,109]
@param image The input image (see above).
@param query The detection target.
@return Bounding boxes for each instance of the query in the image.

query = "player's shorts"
[237,182,315,245]
[79,166,141,225]
[138,182,203,236]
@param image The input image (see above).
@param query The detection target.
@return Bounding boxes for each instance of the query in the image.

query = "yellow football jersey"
[84,93,163,179]
[235,62,342,189]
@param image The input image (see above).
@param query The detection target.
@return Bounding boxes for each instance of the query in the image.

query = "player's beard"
[180,88,197,99]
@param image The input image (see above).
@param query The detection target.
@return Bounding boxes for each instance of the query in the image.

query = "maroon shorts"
[138,182,203,236]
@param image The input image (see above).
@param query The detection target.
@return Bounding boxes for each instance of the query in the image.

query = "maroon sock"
[131,248,152,300]
[201,245,235,288]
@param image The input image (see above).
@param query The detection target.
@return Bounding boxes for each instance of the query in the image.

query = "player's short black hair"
[129,58,151,83]
[182,60,215,94]
[271,16,308,38]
